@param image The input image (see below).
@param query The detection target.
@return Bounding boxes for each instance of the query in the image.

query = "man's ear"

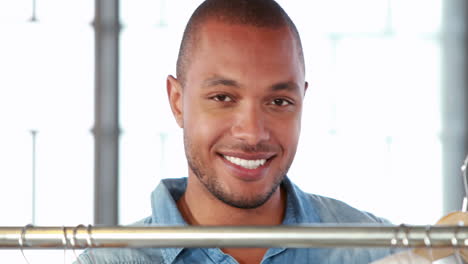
[166,75,184,128]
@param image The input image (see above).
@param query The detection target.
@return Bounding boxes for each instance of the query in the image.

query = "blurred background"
[0,0,467,261]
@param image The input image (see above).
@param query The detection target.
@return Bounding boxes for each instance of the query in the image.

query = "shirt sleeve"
[371,250,431,264]
[73,248,156,264]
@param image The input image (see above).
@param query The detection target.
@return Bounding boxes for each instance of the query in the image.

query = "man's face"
[169,20,306,209]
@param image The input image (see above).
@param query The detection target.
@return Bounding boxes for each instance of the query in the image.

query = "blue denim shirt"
[77,177,393,264]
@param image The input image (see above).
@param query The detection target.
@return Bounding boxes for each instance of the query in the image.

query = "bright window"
[0,0,94,226]
[0,0,94,261]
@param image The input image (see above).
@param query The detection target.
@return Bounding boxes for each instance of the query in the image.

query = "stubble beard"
[184,133,290,209]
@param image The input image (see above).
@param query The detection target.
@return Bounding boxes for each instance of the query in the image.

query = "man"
[77,0,467,263]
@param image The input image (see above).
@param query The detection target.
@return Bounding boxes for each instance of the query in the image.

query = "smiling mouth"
[222,154,271,170]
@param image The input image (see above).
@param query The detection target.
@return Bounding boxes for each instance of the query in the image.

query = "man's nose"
[231,104,270,145]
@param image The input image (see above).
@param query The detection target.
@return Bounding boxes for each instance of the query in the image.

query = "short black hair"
[176,0,305,86]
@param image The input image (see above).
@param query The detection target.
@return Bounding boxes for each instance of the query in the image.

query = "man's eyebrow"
[202,77,240,88]
[270,81,300,92]
[202,78,301,92]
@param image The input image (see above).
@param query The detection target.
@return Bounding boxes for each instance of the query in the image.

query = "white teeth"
[223,155,267,169]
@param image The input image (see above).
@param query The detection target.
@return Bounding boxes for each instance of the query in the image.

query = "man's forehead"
[199,23,299,61]
[182,19,305,87]
[194,20,298,60]
[201,75,303,95]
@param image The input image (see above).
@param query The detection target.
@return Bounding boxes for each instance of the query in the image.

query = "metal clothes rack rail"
[0,225,467,249]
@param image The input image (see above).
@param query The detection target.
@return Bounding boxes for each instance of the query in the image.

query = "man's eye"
[272,98,291,106]
[212,94,232,102]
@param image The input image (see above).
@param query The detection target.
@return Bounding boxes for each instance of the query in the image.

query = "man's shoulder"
[285,178,390,224]
[74,217,164,264]
[75,248,163,264]
[305,192,390,224]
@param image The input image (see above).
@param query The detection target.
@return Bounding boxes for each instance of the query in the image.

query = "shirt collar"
[281,177,321,224]
[151,178,188,226]
[150,178,188,263]
[150,176,322,263]
[264,177,321,258]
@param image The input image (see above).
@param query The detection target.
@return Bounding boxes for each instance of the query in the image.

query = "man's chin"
[217,196,270,209]
[210,186,279,209]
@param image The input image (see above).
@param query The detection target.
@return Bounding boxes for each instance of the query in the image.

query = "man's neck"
[176,177,286,226]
